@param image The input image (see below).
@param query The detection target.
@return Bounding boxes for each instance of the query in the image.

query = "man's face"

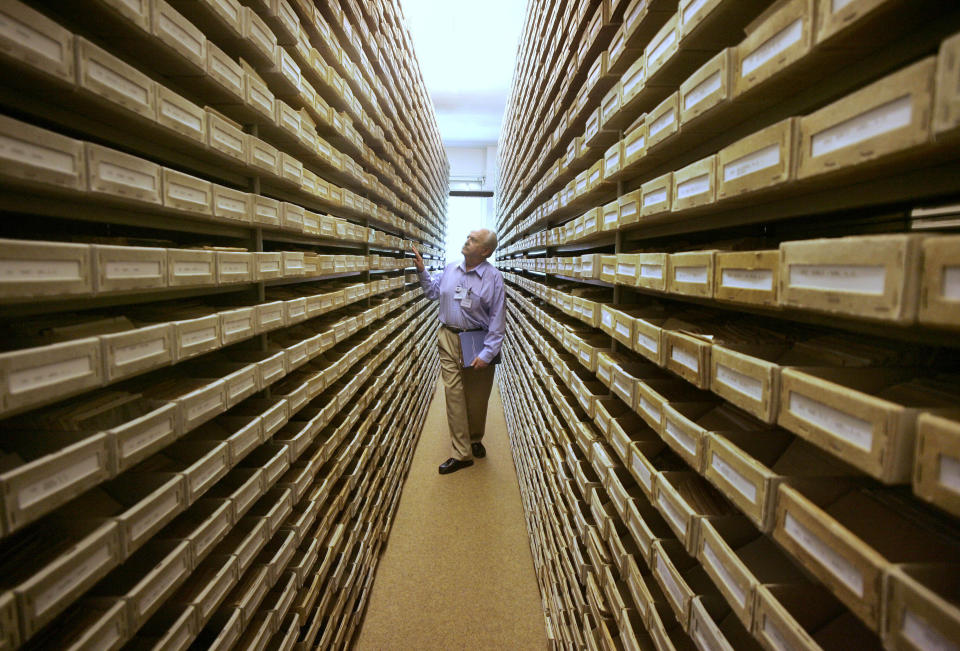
[461,230,489,259]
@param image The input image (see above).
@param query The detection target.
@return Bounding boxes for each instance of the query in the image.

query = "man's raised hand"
[411,243,425,273]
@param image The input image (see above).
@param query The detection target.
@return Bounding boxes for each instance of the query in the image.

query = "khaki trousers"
[437,326,496,460]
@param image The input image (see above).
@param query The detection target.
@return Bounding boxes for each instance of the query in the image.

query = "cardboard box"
[216,252,253,285]
[779,234,924,324]
[734,0,815,97]
[76,37,156,120]
[668,250,716,298]
[206,42,244,102]
[884,563,960,651]
[718,118,798,199]
[206,109,247,163]
[913,411,960,518]
[934,32,960,137]
[641,172,673,217]
[672,155,716,212]
[162,168,212,216]
[0,239,93,300]
[714,250,779,306]
[93,244,167,293]
[102,322,175,382]
[0,0,74,83]
[86,143,162,205]
[247,135,281,177]
[644,12,681,80]
[632,252,668,294]
[253,195,281,227]
[680,48,734,127]
[212,185,252,223]
[646,92,679,150]
[797,58,935,179]
[919,235,960,328]
[620,55,646,112]
[622,118,646,170]
[0,115,86,192]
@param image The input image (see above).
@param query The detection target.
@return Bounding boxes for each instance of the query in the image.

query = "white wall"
[444,145,499,262]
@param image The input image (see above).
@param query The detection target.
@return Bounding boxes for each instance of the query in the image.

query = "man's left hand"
[471,357,489,369]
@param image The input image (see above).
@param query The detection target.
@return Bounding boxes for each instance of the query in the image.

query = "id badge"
[454,285,465,300]
[461,296,473,309]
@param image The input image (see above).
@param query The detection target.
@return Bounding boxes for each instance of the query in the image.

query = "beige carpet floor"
[354,376,548,650]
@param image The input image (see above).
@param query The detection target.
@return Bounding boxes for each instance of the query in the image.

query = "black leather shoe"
[471,442,486,458]
[439,458,474,474]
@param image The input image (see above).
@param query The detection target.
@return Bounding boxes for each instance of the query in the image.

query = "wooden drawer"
[94,244,167,292]
[668,250,716,298]
[205,109,246,163]
[102,322,174,382]
[884,563,960,651]
[151,0,207,70]
[0,115,86,191]
[253,194,281,227]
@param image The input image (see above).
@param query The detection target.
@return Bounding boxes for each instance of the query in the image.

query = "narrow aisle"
[355,376,547,650]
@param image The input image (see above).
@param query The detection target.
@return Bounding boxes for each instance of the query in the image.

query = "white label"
[684,70,722,112]
[18,453,100,509]
[602,264,616,276]
[105,259,161,279]
[711,452,758,504]
[254,147,277,167]
[789,391,873,451]
[658,492,687,536]
[158,13,202,56]
[789,264,886,294]
[649,109,675,137]
[648,28,677,66]
[742,18,803,76]
[724,143,782,181]
[942,266,960,300]
[717,364,764,401]
[138,556,184,617]
[671,346,699,373]
[784,512,863,596]
[229,375,255,399]
[811,95,913,157]
[639,395,659,423]
[937,454,960,495]
[678,174,710,199]
[181,326,216,347]
[655,552,686,610]
[721,268,774,290]
[604,209,619,225]
[221,261,248,275]
[639,264,663,280]
[832,0,856,11]
[676,265,708,284]
[615,323,631,339]
[644,188,667,207]
[120,418,173,457]
[173,260,211,276]
[87,59,148,105]
[665,419,697,456]
[223,317,251,335]
[260,261,280,273]
[160,99,202,133]
[114,336,165,365]
[0,259,80,282]
[632,455,652,491]
[216,195,245,214]
[902,609,959,651]
[579,349,591,364]
[618,263,636,277]
[34,544,112,616]
[0,11,64,62]
[625,135,645,157]
[637,332,658,354]
[256,204,278,221]
[702,541,747,607]
[187,394,222,421]
[0,134,76,174]
[99,161,156,191]
[9,355,91,394]
[131,490,179,541]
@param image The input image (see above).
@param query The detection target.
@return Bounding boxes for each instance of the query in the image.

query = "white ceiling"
[398,0,527,147]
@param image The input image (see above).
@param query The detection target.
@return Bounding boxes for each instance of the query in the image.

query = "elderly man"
[412,229,506,474]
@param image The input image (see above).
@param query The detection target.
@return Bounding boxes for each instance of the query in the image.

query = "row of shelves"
[503,295,960,650]
[0,296,438,649]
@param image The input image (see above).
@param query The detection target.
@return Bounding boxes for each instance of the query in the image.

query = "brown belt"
[442,324,483,334]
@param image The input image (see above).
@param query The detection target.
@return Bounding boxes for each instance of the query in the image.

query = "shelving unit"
[0,0,446,648]
[497,0,960,649]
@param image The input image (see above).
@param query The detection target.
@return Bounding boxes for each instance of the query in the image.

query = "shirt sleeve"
[418,268,441,300]
[477,274,506,364]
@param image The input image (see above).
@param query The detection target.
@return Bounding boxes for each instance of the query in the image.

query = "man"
[412,229,506,474]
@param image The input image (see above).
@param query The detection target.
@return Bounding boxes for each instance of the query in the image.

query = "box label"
[943,266,960,300]
[938,453,960,495]
[784,511,863,596]
[181,326,216,347]
[87,59,148,106]
[115,336,166,365]
[0,134,76,174]
[187,394,222,421]
[724,143,781,181]
[685,70,722,112]
[665,418,697,456]
[18,451,100,509]
[640,263,663,279]
[788,391,873,451]
[677,174,710,199]
[811,95,912,157]
[742,18,803,76]
[130,489,179,541]
[637,331,658,354]
[105,259,161,279]
[832,0,856,11]
[99,161,156,191]
[649,109,675,138]
[256,203,278,221]
[632,455,653,491]
[120,416,174,457]
[0,258,81,282]
[711,452,758,503]
[721,267,774,290]
[0,11,64,63]
[216,195,246,215]
[789,264,886,294]
[9,355,91,394]
[901,609,957,651]
[676,265,708,283]
[602,264,615,276]
[34,543,112,616]
[658,491,687,536]
[649,27,677,67]
[617,263,636,277]
[644,188,668,207]
[639,395,660,423]
[615,323,631,340]
[625,135,645,157]
[259,261,280,273]
[253,146,277,168]
[702,539,747,607]
[671,346,699,373]
[717,363,764,401]
[683,0,710,25]
[173,260,211,276]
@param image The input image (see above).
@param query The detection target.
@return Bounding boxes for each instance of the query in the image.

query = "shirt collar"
[457,259,488,277]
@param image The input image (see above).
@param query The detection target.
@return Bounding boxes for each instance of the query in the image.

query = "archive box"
[688,596,762,651]
[205,109,247,163]
[918,234,960,329]
[646,92,679,150]
[253,195,281,227]
[167,248,215,287]
[151,0,207,72]
[0,0,75,84]
[93,244,167,293]
[650,537,717,625]
[796,58,936,180]
[913,411,960,518]
[779,234,924,324]
[644,12,681,82]
[655,470,740,555]
[713,250,779,306]
[0,336,103,416]
[668,250,716,298]
[632,252,668,294]
[773,481,960,630]
[76,37,156,120]
[0,239,92,300]
[672,156,716,212]
[0,115,86,192]
[206,43,244,103]
[884,563,960,651]
[934,32,960,137]
[102,322,175,382]
[215,250,254,286]
[734,0,815,97]
[679,48,734,128]
[717,118,798,199]
[211,185,252,223]
[662,403,768,475]
[618,190,641,228]
[641,172,673,217]
[170,553,237,630]
[86,144,162,205]
[622,117,647,170]
[247,136,281,178]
